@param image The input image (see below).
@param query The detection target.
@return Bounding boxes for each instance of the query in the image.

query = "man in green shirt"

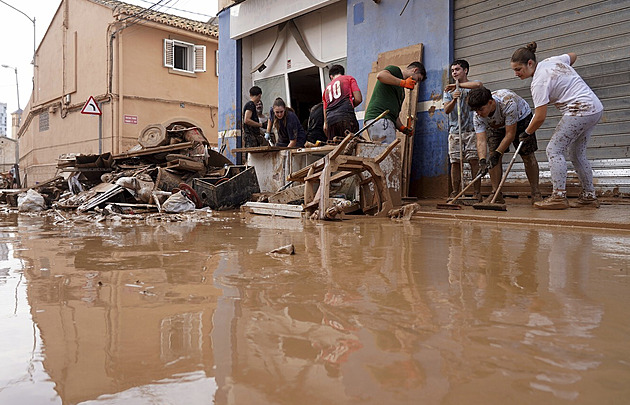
[364,62,426,143]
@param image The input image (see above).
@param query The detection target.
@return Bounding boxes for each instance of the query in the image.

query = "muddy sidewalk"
[413,197,630,232]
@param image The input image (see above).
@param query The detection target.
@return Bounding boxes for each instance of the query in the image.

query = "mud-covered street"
[0,212,629,404]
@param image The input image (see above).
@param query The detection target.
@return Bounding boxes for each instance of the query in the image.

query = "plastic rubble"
[115,175,155,203]
[162,191,196,213]
[17,189,47,212]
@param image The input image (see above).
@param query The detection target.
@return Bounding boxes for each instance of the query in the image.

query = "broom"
[436,171,485,210]
[472,140,523,211]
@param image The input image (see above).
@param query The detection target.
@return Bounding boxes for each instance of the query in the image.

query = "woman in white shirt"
[510,42,603,210]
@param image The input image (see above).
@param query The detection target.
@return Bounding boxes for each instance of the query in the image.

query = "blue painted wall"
[217,9,240,163]
[218,1,452,194]
[347,0,451,196]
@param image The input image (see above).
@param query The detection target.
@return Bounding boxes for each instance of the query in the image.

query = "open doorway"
[287,67,322,129]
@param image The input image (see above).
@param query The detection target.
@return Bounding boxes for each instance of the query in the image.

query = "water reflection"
[0,213,628,404]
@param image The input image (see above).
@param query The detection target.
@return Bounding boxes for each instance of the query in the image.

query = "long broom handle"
[490,140,524,204]
[456,81,465,189]
[448,171,484,204]
[355,109,390,139]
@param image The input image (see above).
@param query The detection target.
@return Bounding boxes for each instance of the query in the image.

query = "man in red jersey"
[323,64,363,141]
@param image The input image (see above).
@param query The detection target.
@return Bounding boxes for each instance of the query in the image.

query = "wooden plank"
[365,44,422,198]
[318,155,332,220]
[290,145,335,156]
[401,83,419,197]
[31,176,65,191]
[241,202,304,218]
[166,159,205,172]
[268,184,305,204]
[113,142,194,160]
[232,146,288,153]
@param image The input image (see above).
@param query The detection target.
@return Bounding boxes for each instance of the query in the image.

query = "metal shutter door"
[454,0,630,197]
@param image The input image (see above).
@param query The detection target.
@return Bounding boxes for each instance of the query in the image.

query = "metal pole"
[13,67,20,110]
[1,65,20,111]
[98,103,102,154]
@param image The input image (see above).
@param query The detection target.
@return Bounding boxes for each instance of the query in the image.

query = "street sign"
[124,115,138,124]
[81,96,102,115]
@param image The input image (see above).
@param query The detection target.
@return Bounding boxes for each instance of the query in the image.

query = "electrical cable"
[136,0,213,19]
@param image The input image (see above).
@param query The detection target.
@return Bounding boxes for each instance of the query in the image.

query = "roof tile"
[88,0,218,37]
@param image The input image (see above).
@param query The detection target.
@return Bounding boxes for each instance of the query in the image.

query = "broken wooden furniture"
[288,134,401,219]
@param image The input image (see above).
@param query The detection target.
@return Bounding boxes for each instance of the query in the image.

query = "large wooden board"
[364,44,423,198]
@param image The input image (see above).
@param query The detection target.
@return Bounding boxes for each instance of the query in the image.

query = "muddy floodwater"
[0,212,629,405]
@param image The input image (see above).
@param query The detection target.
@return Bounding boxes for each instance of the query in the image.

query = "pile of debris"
[4,124,261,216]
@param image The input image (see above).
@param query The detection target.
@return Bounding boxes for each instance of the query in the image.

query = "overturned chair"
[288,132,400,220]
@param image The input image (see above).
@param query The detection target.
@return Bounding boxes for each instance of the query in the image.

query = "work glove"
[518,130,532,142]
[397,125,413,136]
[477,159,488,177]
[489,150,502,168]
[399,77,417,89]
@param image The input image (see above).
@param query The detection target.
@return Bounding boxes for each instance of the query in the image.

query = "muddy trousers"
[546,111,603,194]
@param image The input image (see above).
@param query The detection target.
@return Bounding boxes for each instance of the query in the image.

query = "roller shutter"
[454,0,630,197]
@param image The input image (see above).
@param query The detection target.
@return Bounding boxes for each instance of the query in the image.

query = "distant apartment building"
[0,103,6,136]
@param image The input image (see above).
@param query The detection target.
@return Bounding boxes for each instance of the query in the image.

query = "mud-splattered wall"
[217,10,241,163]
[217,1,454,186]
[346,0,452,197]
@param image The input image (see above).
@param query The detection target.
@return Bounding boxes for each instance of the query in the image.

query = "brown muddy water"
[0,211,629,405]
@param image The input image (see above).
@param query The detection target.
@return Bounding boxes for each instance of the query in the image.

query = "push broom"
[436,171,485,210]
[472,140,524,211]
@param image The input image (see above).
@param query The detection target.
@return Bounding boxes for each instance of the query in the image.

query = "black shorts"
[326,117,359,141]
[487,113,538,156]
[243,129,268,148]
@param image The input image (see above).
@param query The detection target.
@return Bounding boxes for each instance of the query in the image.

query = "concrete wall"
[20,0,113,184]
[346,0,451,197]
[0,137,17,173]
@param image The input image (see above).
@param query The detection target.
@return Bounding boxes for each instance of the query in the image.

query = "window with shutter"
[164,39,207,74]
[194,45,206,72]
[164,39,174,68]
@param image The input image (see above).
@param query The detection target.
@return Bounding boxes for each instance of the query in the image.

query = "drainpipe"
[236,38,242,164]
[117,29,124,155]
[108,22,126,155]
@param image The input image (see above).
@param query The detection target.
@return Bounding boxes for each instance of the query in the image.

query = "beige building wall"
[117,24,218,152]
[18,0,218,186]
[0,137,17,173]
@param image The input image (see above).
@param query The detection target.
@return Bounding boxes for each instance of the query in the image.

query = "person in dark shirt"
[242,86,268,147]
[266,97,306,147]
[306,102,327,144]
